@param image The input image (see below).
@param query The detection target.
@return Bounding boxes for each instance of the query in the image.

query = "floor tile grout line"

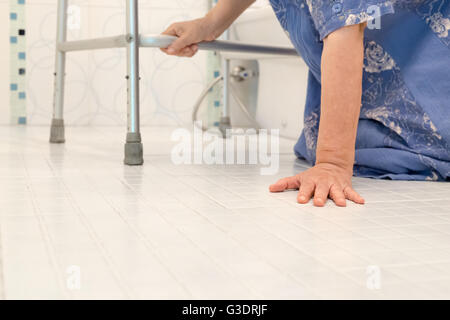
[270,209,450,295]
[0,216,5,300]
[201,175,257,200]
[188,205,369,298]
[170,179,358,297]
[54,170,138,299]
[174,175,236,209]
[253,215,445,290]
[267,203,436,272]
[277,205,432,263]
[277,198,450,286]
[244,212,386,292]
[168,170,446,295]
[179,173,290,210]
[44,154,135,298]
[23,155,71,299]
[87,175,196,299]
[354,216,450,254]
[117,176,263,299]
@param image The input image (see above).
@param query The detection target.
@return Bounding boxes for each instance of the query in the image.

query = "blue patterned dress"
[269,0,450,181]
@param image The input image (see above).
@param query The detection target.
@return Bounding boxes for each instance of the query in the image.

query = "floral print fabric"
[269,0,450,180]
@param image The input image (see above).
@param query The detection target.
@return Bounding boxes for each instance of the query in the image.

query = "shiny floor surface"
[0,126,449,300]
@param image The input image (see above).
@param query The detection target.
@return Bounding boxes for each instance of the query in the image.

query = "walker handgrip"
[140,34,299,57]
[57,34,299,57]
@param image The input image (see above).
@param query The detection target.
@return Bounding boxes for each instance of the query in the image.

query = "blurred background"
[0,0,306,137]
[3,0,211,127]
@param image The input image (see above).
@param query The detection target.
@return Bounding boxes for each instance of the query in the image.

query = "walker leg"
[124,0,143,165]
[219,30,231,138]
[219,58,231,138]
[50,0,68,144]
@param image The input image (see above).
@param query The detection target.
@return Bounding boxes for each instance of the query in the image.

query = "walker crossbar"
[57,35,128,52]
[58,34,299,56]
[50,0,299,165]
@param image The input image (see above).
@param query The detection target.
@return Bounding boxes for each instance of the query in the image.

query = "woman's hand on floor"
[272,24,367,208]
[269,163,365,207]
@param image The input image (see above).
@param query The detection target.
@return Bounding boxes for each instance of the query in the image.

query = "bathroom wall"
[1,1,11,123]
[1,0,304,133]
[1,0,210,126]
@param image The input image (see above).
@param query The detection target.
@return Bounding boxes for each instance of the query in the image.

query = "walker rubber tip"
[124,135,144,165]
[49,118,66,143]
[124,143,144,165]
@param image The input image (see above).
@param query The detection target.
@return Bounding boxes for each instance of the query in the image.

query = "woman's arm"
[162,0,255,57]
[205,0,256,38]
[270,24,366,207]
[317,23,366,174]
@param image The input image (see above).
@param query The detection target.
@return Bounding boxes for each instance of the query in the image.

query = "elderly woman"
[161,0,450,207]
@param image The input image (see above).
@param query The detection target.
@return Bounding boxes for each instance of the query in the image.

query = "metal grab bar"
[57,34,299,57]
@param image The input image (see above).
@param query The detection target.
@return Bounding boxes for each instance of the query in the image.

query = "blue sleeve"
[306,0,395,40]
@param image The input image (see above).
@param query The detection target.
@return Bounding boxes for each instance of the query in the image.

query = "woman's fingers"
[160,24,178,54]
[163,35,198,56]
[160,20,204,57]
[269,176,300,193]
[329,184,347,207]
[162,44,198,57]
[191,44,199,54]
[269,169,364,208]
[161,23,192,55]
[297,181,315,204]
[162,23,178,36]
[160,24,177,54]
[167,35,192,54]
[182,45,199,57]
[344,186,365,204]
[167,26,199,55]
[179,47,194,57]
[313,182,330,207]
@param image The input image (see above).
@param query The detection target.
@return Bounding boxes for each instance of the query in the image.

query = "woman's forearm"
[162,0,255,56]
[205,0,256,38]
[316,24,366,174]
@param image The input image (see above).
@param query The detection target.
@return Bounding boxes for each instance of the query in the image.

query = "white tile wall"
[1,0,210,126]
[1,0,11,124]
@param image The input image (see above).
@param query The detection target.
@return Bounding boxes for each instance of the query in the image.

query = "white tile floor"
[0,126,449,300]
